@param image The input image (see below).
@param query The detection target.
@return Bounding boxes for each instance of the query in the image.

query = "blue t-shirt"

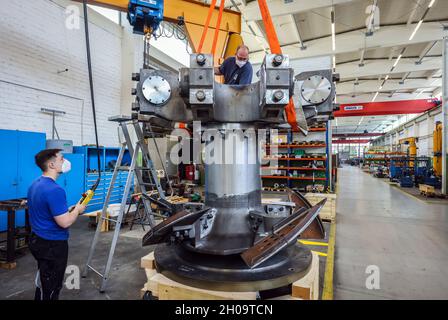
[219,57,253,85]
[27,176,69,240]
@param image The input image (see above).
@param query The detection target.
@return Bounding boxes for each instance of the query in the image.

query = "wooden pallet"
[304,193,336,222]
[140,251,320,300]
[419,184,435,198]
[0,261,17,270]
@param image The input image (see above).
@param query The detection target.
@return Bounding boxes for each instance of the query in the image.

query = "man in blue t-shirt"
[28,149,86,300]
[214,45,253,85]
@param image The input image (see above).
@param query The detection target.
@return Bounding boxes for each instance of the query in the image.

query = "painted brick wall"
[0,0,123,147]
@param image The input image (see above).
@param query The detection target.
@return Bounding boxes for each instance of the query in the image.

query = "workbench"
[0,198,30,269]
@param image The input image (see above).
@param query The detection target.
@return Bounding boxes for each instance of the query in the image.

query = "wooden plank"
[305,193,336,222]
[148,272,257,300]
[0,262,17,270]
[291,251,319,300]
[141,252,156,269]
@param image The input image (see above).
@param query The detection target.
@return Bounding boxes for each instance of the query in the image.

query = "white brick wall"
[0,0,123,147]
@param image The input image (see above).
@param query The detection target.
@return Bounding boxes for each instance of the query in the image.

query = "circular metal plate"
[301,75,332,104]
[154,243,312,292]
[142,75,171,105]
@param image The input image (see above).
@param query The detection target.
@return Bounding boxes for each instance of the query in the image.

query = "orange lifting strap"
[197,0,225,56]
[257,0,298,131]
[197,0,217,53]
[211,0,226,56]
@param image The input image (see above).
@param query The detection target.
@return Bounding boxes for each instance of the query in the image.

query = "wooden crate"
[419,184,435,197]
[140,251,319,300]
[304,193,336,222]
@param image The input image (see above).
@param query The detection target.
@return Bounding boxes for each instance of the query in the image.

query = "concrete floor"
[334,166,448,299]
[0,219,155,300]
[2,165,448,300]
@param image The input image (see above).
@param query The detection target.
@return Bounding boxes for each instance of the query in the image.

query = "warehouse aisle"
[334,166,448,299]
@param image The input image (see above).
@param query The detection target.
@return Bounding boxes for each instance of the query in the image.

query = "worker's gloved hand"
[75,203,87,215]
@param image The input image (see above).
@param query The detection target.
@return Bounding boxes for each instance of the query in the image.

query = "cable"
[83,0,101,191]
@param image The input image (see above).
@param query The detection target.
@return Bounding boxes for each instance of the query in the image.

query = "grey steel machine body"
[131,53,335,292]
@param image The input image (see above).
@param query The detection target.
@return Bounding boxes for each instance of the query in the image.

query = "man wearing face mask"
[214,44,253,85]
[27,149,86,300]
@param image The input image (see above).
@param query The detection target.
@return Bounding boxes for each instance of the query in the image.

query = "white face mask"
[235,59,247,68]
[61,159,71,174]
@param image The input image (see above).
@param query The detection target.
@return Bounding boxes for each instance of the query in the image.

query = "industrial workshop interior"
[1,0,448,307]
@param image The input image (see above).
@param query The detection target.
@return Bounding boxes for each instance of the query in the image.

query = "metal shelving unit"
[261,124,330,192]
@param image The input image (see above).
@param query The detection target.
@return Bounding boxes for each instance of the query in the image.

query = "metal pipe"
[442,37,448,194]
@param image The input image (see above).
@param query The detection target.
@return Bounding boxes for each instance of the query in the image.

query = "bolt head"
[196,54,206,66]
[273,90,284,102]
[196,90,206,101]
[132,73,140,81]
[273,54,284,66]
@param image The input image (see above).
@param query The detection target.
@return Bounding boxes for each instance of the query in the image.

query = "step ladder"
[82,115,171,293]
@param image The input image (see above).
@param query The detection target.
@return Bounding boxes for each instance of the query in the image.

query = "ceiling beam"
[359,49,366,67]
[337,78,441,95]
[365,0,379,36]
[425,69,441,79]
[415,41,438,64]
[400,72,411,84]
[242,0,356,22]
[250,22,448,63]
[433,87,442,97]
[291,14,306,50]
[335,57,442,80]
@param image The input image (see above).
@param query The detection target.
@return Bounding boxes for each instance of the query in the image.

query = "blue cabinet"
[73,146,132,213]
[0,129,46,231]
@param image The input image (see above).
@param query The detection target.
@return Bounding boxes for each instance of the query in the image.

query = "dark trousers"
[29,233,68,300]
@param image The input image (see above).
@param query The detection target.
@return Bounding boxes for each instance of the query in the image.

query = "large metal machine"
[76,0,337,293]
[127,52,336,292]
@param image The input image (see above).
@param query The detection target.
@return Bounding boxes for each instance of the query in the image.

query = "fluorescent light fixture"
[393,54,402,67]
[358,116,364,126]
[428,0,436,8]
[331,10,336,51]
[409,20,423,41]
[372,92,379,102]
[331,24,336,51]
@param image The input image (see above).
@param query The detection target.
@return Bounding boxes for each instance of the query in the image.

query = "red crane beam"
[334,99,441,117]
[333,133,384,138]
[332,139,372,144]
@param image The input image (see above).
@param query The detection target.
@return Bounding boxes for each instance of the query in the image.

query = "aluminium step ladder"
[82,115,171,293]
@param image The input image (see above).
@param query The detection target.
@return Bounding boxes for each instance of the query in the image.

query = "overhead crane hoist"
[75,0,338,293]
[74,0,244,63]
